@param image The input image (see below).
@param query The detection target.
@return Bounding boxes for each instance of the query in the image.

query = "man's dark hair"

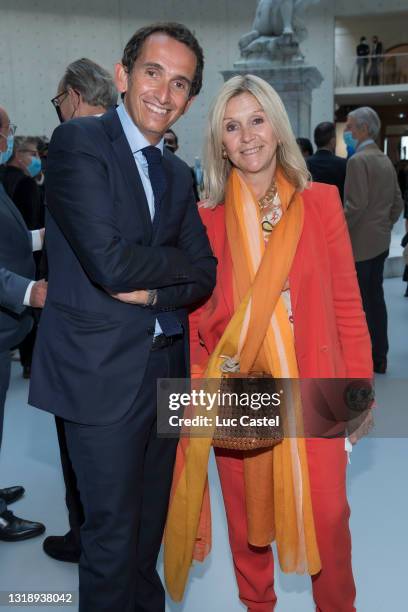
[121,22,204,98]
[314,122,336,149]
[60,58,117,109]
[360,36,366,42]
[296,137,314,157]
[164,128,178,146]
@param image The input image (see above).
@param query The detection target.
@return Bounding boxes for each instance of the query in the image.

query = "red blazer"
[190,182,373,380]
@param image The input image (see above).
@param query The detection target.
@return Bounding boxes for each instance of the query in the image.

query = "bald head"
[0,106,10,153]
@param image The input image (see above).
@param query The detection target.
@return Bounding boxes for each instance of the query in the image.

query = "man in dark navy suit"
[0,106,47,541]
[42,57,118,566]
[29,23,216,612]
[307,121,347,203]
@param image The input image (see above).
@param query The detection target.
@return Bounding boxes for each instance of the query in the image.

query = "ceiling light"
[399,113,405,119]
[391,93,395,97]
[398,98,403,102]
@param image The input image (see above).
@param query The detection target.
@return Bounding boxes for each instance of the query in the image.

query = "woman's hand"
[110,290,150,305]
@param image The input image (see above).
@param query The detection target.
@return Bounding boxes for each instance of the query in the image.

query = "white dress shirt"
[23,230,44,306]
[116,103,164,334]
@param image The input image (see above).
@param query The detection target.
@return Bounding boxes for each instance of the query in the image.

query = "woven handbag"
[212,372,283,451]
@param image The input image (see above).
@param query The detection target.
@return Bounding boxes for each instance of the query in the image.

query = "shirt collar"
[116,103,164,155]
[356,138,375,152]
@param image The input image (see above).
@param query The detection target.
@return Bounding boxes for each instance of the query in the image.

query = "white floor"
[0,278,407,612]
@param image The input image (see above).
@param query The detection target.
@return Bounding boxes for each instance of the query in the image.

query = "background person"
[42,57,118,566]
[344,106,403,373]
[296,136,313,158]
[356,36,370,86]
[369,35,383,85]
[307,121,347,203]
[164,128,178,153]
[1,136,43,231]
[164,128,201,201]
[0,106,47,541]
[165,75,373,612]
[1,136,44,379]
[50,57,117,123]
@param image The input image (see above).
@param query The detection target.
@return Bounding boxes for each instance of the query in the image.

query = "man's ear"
[182,95,197,116]
[114,63,128,96]
[68,87,81,112]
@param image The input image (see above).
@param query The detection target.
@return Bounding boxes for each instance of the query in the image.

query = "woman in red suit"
[164,75,373,611]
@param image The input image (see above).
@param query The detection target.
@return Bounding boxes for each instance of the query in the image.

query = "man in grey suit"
[344,107,403,373]
[0,106,47,540]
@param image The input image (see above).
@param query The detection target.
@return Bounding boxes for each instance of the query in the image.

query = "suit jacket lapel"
[0,184,29,237]
[101,110,153,244]
[288,214,306,316]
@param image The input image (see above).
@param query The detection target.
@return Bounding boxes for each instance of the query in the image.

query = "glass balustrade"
[335,52,408,88]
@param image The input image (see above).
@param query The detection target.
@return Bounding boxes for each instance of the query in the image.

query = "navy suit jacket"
[307,149,347,203]
[29,109,216,425]
[0,184,34,352]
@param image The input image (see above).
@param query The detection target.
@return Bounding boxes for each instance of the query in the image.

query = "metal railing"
[335,52,408,88]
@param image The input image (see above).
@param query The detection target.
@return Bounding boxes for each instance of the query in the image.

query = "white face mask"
[0,134,14,165]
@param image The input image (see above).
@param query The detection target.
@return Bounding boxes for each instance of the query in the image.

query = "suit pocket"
[50,301,119,330]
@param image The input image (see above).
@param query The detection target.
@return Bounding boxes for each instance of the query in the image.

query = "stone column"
[221,64,323,138]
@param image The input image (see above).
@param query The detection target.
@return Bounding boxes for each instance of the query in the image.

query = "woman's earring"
[222,149,228,160]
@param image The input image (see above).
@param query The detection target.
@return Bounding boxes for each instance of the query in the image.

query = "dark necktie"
[141,146,182,337]
[141,145,167,232]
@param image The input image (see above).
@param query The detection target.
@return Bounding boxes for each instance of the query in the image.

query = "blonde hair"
[203,74,310,207]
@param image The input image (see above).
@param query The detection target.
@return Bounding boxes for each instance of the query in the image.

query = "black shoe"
[43,530,80,563]
[0,510,45,541]
[374,359,387,374]
[0,486,25,505]
[22,365,31,379]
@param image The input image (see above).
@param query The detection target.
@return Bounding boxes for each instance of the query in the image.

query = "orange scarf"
[164,168,321,602]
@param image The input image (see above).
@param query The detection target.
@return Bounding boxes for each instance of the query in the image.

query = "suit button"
[147,327,155,335]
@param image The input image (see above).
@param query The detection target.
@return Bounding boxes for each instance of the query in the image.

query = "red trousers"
[215,438,356,612]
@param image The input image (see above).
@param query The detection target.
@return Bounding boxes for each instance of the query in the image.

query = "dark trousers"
[0,350,11,452]
[357,59,368,86]
[64,340,183,612]
[55,415,83,547]
[370,59,380,85]
[18,324,36,368]
[0,351,11,515]
[355,249,389,364]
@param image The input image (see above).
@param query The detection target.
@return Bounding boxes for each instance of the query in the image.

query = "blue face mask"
[26,155,42,178]
[343,130,358,155]
[0,134,14,165]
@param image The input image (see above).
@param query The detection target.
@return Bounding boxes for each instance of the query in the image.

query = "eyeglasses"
[0,123,17,139]
[51,91,68,123]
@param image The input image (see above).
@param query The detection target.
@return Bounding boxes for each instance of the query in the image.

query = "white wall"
[1,0,407,162]
[336,13,408,62]
[0,0,255,163]
[303,0,408,131]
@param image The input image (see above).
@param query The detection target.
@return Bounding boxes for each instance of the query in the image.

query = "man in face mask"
[164,128,179,153]
[1,137,43,229]
[50,57,117,124]
[344,106,403,374]
[1,137,45,380]
[0,105,47,541]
